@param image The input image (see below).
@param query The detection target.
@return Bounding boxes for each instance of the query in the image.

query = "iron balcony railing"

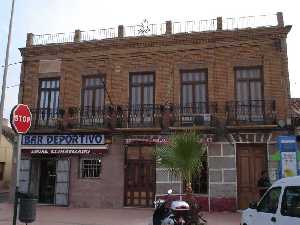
[31,103,217,130]
[31,108,65,129]
[226,100,276,125]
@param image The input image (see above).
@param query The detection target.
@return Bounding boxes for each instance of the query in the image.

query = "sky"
[0,0,299,119]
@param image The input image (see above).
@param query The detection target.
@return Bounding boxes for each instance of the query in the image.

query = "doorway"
[125,146,156,207]
[38,160,56,204]
[237,144,268,209]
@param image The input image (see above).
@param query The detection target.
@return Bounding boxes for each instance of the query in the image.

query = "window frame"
[234,66,264,101]
[129,72,155,107]
[280,186,300,218]
[79,157,102,179]
[190,151,208,195]
[257,186,282,214]
[81,74,106,111]
[37,77,60,110]
[180,69,208,112]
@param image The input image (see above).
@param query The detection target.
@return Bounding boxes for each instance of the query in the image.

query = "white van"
[241,176,300,225]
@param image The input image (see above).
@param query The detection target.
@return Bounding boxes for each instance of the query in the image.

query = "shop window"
[191,153,208,194]
[80,158,102,178]
[0,162,4,181]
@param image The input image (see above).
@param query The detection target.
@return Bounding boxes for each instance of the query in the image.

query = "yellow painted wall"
[0,135,13,190]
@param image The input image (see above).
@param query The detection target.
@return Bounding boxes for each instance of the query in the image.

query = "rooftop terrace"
[26,12,284,46]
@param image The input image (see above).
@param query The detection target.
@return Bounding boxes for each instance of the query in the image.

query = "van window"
[281,186,300,218]
[257,187,281,214]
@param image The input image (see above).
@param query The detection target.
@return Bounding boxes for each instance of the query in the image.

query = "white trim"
[208,155,235,158]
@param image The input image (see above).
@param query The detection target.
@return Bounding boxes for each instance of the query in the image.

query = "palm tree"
[156,131,206,193]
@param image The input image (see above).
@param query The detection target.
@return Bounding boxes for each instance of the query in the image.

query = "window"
[82,75,105,111]
[257,187,281,214]
[235,67,263,121]
[191,152,208,194]
[181,70,208,113]
[38,78,60,125]
[129,72,154,126]
[80,158,102,178]
[39,78,60,110]
[0,162,4,181]
[281,186,300,218]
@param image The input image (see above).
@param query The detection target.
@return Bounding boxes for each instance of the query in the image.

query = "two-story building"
[17,12,292,211]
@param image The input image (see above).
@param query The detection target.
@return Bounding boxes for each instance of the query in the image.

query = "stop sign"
[10,104,32,134]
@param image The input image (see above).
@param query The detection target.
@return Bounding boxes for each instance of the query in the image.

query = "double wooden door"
[125,146,155,207]
[237,144,267,209]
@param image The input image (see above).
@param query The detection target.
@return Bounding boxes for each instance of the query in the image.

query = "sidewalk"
[0,203,240,225]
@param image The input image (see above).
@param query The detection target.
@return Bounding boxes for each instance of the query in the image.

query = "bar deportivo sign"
[22,133,105,145]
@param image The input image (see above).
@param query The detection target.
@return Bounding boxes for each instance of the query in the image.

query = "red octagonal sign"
[10,104,32,134]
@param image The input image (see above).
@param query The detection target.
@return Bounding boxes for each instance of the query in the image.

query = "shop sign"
[22,133,105,145]
[22,148,108,155]
[277,136,299,178]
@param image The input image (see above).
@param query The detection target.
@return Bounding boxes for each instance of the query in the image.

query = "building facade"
[17,12,295,211]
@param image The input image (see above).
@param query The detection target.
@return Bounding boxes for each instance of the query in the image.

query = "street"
[0,203,240,225]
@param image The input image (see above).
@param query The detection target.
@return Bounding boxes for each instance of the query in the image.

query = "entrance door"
[39,160,56,204]
[237,144,267,209]
[55,159,70,206]
[125,146,155,207]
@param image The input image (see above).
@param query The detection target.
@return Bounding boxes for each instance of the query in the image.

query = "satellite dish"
[278,120,286,128]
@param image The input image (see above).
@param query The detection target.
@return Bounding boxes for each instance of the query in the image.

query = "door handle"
[271,217,276,223]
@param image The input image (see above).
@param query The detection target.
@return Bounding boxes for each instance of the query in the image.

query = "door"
[39,160,56,204]
[55,159,70,206]
[235,67,264,122]
[125,146,155,207]
[237,144,267,209]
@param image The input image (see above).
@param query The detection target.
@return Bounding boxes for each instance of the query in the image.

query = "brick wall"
[69,143,124,208]
[20,26,291,122]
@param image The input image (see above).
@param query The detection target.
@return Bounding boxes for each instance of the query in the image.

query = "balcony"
[226,100,276,126]
[31,108,65,129]
[30,102,217,130]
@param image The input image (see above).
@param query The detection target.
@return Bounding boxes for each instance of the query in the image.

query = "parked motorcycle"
[153,190,207,225]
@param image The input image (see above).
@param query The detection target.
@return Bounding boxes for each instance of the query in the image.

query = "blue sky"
[0,0,299,119]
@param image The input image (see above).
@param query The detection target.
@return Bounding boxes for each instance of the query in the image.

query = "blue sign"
[277,136,299,178]
[22,133,105,145]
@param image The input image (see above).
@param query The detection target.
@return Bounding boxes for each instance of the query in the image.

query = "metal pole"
[0,0,16,140]
[12,134,21,225]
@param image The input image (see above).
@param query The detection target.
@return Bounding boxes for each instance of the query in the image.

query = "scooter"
[153,190,207,225]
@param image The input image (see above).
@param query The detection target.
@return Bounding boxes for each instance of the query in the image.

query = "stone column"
[166,21,172,35]
[26,33,33,47]
[277,12,284,27]
[217,17,222,30]
[74,29,81,42]
[118,25,124,38]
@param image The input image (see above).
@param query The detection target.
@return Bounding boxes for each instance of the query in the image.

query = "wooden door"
[125,146,155,207]
[237,144,267,209]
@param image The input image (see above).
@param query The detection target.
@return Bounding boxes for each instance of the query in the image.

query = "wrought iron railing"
[32,32,75,45]
[31,103,218,130]
[29,13,282,45]
[223,14,277,30]
[80,28,116,41]
[31,108,65,129]
[226,100,276,125]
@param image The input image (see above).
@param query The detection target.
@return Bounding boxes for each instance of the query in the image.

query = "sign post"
[10,104,32,225]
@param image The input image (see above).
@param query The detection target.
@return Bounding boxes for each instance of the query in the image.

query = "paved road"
[0,203,240,225]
